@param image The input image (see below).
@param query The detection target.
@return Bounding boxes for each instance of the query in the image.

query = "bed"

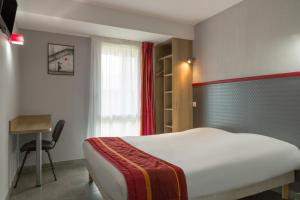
[83,128,300,200]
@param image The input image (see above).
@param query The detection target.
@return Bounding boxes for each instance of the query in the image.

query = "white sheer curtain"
[88,37,141,138]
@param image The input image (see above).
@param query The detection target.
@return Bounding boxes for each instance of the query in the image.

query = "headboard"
[193,75,300,147]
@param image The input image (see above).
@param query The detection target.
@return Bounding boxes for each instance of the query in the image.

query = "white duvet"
[83,128,300,200]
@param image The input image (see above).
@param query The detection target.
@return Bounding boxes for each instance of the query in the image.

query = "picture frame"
[48,43,75,75]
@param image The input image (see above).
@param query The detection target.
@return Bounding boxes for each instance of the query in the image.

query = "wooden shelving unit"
[154,38,193,134]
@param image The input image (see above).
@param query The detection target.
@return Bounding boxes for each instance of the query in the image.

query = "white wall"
[193,0,300,83]
[19,29,91,165]
[0,30,20,200]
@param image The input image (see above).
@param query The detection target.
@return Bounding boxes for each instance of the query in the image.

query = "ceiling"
[16,0,242,42]
[16,12,171,42]
[73,0,243,25]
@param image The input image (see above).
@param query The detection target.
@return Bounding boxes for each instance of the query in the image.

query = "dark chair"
[14,120,65,188]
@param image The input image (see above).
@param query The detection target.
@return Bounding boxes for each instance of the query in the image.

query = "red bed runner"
[86,137,188,200]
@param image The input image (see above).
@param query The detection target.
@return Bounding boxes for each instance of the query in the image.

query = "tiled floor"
[10,161,283,200]
[10,162,101,200]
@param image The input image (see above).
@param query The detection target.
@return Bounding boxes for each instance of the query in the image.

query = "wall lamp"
[186,57,194,65]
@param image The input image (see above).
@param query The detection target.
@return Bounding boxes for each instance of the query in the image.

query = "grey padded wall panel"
[193,77,300,147]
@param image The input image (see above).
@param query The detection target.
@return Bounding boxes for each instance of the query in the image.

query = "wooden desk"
[10,115,52,186]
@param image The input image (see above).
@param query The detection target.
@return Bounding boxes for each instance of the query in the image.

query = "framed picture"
[48,43,74,75]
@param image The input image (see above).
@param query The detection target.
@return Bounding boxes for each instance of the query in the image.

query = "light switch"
[192,101,197,107]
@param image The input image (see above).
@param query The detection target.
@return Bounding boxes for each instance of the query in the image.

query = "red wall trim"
[192,71,300,86]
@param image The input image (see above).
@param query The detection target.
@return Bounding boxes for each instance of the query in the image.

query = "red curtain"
[141,42,155,135]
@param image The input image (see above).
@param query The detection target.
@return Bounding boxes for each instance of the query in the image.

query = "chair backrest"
[52,120,65,145]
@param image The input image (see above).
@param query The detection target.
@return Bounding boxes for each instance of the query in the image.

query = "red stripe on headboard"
[192,71,300,86]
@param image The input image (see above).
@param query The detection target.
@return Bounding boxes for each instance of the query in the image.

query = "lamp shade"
[10,34,24,45]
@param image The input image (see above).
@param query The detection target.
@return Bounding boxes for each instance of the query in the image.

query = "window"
[88,38,141,138]
[99,41,141,137]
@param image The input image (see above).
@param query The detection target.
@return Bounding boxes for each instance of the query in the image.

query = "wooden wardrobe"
[154,38,193,134]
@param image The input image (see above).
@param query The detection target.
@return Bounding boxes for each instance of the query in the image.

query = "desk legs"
[36,133,42,186]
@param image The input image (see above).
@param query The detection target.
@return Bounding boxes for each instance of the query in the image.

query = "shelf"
[165,125,173,129]
[155,38,192,134]
[159,54,172,61]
